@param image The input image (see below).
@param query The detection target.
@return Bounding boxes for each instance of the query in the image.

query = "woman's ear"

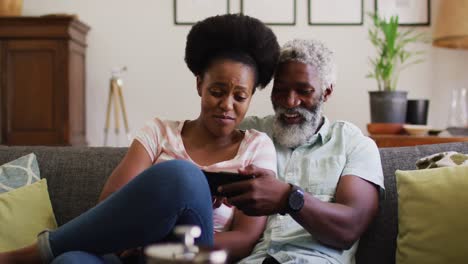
[196,75,203,97]
[323,85,333,102]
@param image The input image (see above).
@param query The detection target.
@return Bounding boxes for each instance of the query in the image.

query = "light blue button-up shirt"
[238,115,384,264]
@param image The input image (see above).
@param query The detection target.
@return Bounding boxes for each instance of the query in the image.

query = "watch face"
[289,189,304,211]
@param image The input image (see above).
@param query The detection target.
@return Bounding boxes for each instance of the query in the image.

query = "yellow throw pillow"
[396,166,468,264]
[0,179,57,251]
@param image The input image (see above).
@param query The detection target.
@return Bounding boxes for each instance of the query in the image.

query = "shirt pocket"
[305,156,345,202]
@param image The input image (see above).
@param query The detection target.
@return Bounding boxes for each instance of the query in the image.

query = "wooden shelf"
[369,135,468,148]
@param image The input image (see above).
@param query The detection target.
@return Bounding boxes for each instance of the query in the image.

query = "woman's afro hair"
[185,14,280,89]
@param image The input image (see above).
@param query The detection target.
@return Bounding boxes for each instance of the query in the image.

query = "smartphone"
[202,170,254,195]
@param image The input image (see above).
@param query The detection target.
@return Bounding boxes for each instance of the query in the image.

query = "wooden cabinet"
[0,16,90,145]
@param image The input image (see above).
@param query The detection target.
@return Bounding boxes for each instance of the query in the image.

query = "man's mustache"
[275,106,316,122]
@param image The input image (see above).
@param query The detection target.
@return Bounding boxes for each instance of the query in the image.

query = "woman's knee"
[140,160,209,195]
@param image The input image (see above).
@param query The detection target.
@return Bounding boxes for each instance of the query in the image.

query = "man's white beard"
[272,100,323,149]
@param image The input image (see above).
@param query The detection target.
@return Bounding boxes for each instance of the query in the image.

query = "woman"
[0,14,279,264]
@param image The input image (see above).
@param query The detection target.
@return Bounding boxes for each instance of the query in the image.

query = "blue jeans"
[39,160,214,263]
[51,252,122,264]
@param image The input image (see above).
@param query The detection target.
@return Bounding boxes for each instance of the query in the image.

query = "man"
[219,39,384,264]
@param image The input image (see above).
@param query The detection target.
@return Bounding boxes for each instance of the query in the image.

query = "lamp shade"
[433,0,468,49]
[0,0,22,16]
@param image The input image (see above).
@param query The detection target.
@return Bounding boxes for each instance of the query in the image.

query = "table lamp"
[433,0,468,49]
[433,0,468,136]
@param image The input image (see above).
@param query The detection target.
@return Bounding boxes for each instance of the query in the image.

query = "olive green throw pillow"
[396,166,468,264]
[0,179,57,251]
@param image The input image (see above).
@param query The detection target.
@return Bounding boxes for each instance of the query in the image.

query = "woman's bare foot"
[0,243,42,264]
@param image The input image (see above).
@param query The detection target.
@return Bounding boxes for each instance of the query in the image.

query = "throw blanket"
[416,151,468,169]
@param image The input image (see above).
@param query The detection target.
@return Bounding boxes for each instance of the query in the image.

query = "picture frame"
[375,0,430,26]
[240,0,296,26]
[174,0,230,25]
[308,0,363,26]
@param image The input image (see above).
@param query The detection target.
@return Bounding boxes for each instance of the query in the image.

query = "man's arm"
[220,166,379,250]
[289,131,382,249]
[290,175,379,249]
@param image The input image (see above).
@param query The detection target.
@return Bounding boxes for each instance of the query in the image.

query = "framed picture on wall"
[174,0,230,25]
[240,0,296,26]
[308,0,363,26]
[375,0,430,26]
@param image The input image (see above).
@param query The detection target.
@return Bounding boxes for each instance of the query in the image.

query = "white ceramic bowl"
[403,124,431,136]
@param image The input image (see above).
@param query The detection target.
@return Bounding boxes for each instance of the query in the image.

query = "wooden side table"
[369,135,468,148]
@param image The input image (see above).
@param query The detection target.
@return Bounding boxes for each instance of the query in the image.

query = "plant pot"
[0,0,23,16]
[369,91,408,123]
[406,99,429,125]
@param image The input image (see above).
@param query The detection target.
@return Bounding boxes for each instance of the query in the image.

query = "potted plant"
[366,13,427,123]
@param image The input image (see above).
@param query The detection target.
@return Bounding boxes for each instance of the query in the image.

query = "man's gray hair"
[279,39,337,90]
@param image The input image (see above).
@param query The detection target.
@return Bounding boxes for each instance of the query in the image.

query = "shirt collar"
[302,116,330,146]
[316,116,330,143]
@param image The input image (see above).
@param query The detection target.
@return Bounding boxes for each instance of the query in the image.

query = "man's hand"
[218,165,290,216]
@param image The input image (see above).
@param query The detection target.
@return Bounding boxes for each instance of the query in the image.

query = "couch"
[0,142,467,264]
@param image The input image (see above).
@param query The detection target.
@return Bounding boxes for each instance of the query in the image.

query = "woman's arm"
[212,132,276,261]
[99,140,153,202]
[214,209,266,262]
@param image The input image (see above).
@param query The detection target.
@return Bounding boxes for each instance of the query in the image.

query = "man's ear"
[196,75,202,96]
[323,85,333,102]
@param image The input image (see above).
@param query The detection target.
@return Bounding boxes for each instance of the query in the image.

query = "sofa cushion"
[356,142,468,264]
[395,166,468,264]
[0,179,57,251]
[0,153,40,193]
[0,146,127,225]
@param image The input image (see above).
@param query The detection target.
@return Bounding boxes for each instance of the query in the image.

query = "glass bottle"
[447,88,468,128]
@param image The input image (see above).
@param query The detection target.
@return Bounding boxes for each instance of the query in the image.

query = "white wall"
[22,0,468,146]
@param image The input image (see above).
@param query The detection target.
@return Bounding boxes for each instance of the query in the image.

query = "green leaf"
[365,12,427,91]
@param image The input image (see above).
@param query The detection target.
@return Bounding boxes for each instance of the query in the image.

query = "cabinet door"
[1,40,66,145]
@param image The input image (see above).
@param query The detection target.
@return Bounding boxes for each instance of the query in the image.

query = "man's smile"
[280,112,304,124]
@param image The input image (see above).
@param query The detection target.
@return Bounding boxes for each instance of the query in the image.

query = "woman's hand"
[118,248,142,258]
[212,196,232,209]
[212,196,224,208]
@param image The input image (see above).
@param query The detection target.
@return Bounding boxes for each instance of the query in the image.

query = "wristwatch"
[281,184,304,215]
